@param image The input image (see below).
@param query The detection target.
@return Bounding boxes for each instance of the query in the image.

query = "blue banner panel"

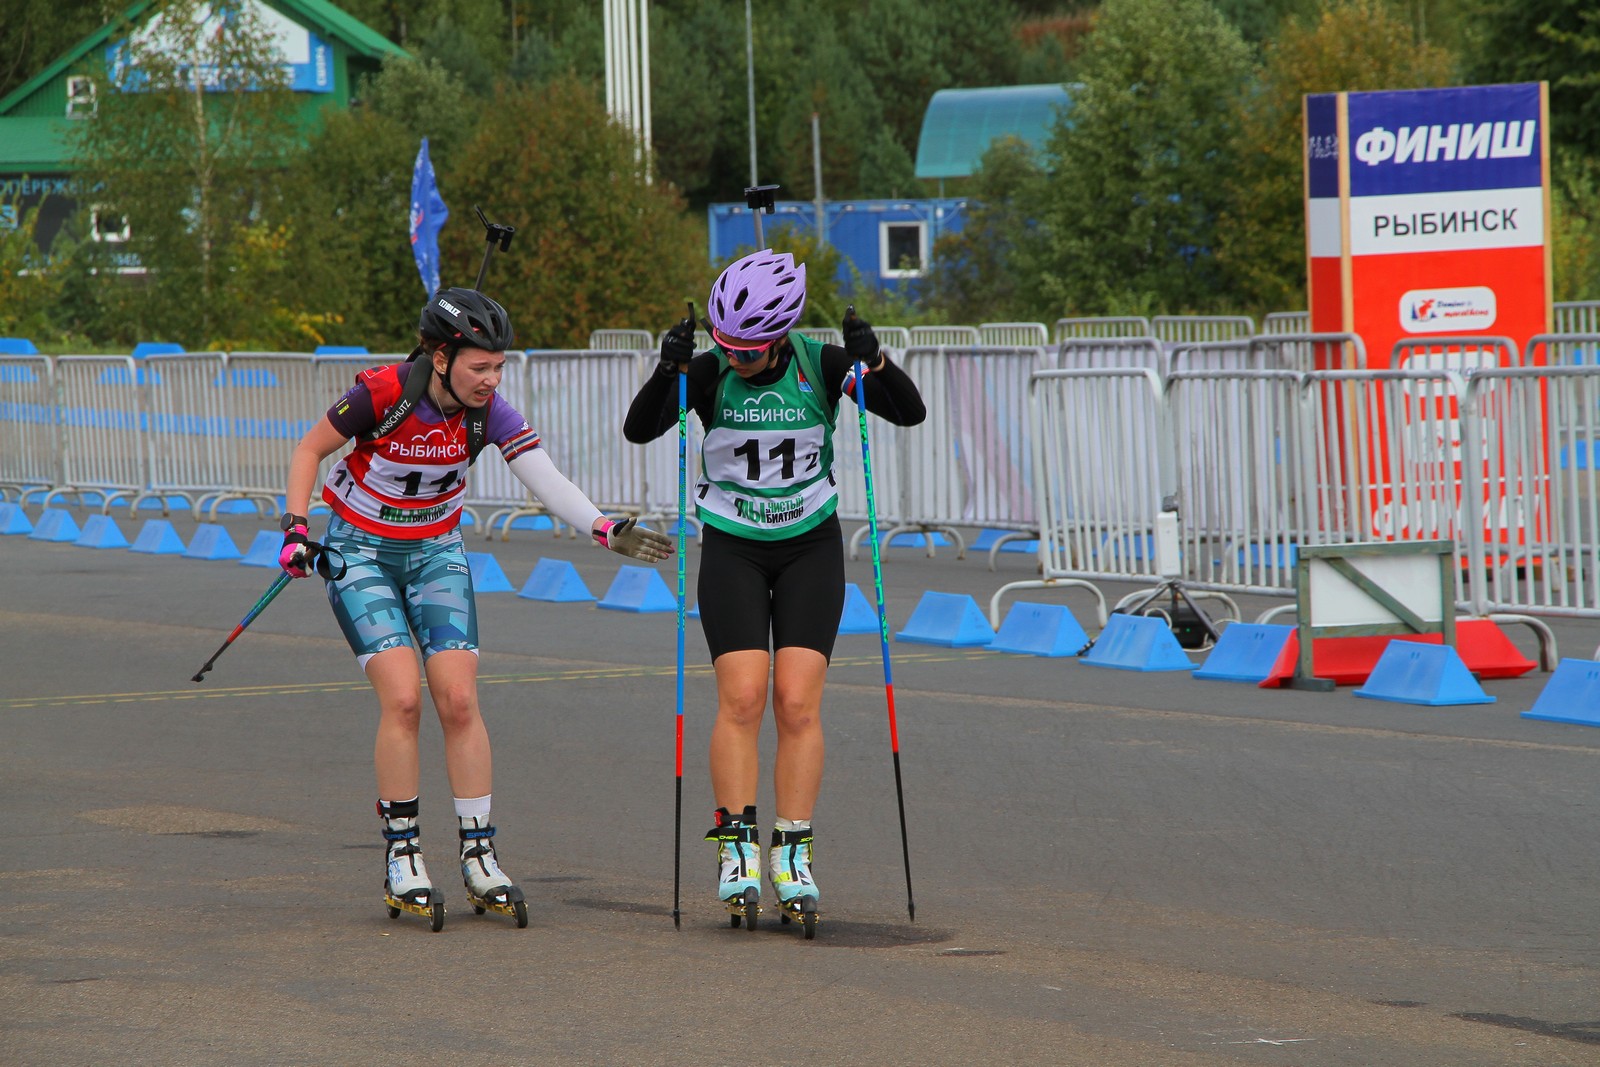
[1347,83,1542,197]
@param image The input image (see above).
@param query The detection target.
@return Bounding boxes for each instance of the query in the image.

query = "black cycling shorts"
[697,513,846,661]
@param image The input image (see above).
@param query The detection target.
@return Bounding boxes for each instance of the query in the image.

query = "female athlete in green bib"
[624,249,925,930]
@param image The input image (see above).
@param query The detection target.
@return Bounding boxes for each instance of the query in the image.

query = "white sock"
[454,794,492,820]
[775,817,811,832]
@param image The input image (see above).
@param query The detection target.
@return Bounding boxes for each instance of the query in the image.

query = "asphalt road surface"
[4,508,1599,1066]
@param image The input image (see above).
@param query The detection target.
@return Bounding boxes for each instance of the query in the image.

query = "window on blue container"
[880,222,926,278]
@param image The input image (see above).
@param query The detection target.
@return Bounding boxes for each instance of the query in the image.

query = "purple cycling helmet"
[708,248,806,348]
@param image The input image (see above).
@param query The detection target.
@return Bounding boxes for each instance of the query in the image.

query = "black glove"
[842,305,882,369]
[659,304,696,375]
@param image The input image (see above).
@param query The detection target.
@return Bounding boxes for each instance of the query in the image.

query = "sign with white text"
[1304,83,1551,368]
[1303,84,1552,547]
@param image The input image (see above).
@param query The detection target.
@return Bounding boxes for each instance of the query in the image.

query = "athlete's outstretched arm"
[505,447,670,561]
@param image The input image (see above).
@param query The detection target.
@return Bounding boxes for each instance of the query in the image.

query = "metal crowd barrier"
[46,356,148,511]
[1054,316,1152,342]
[588,329,653,352]
[1056,336,1168,376]
[1464,363,1600,619]
[989,367,1170,626]
[884,346,1048,558]
[511,349,651,534]
[1249,332,1367,372]
[991,346,1600,640]
[1554,301,1600,335]
[1152,315,1255,344]
[978,323,1049,347]
[0,354,56,499]
[1167,368,1305,595]
[908,325,980,348]
[1262,311,1310,335]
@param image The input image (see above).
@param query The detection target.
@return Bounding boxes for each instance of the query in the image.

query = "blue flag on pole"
[410,137,448,297]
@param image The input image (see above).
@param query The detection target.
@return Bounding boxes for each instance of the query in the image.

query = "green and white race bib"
[696,334,837,539]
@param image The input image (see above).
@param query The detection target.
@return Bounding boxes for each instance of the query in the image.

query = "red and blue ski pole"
[190,572,292,683]
[847,305,915,922]
[672,302,693,928]
[190,539,344,683]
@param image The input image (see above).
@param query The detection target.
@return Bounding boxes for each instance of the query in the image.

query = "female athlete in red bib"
[282,287,669,930]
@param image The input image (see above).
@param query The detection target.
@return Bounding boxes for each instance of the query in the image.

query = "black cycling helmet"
[418,287,515,351]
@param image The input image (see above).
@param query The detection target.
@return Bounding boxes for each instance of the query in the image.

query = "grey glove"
[593,516,672,562]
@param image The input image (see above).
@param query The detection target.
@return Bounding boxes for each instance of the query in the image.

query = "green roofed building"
[913,83,1074,183]
[0,0,406,248]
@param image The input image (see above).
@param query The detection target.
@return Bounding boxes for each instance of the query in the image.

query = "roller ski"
[380,803,444,932]
[707,806,762,930]
[770,826,820,939]
[459,816,527,928]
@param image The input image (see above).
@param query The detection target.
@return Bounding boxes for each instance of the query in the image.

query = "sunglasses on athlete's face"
[713,328,776,364]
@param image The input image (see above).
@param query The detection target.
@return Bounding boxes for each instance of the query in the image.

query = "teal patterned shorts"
[322,515,478,663]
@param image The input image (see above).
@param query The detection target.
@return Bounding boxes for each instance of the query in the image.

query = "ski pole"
[190,542,346,684]
[472,204,515,291]
[191,572,292,683]
[850,316,916,922]
[673,301,693,929]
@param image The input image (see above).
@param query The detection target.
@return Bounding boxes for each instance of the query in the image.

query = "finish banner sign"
[1305,82,1551,367]
[1303,83,1552,547]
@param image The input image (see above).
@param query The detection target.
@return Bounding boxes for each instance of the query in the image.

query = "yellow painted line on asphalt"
[0,651,977,709]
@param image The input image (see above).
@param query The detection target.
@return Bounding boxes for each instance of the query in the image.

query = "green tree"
[443,75,711,348]
[1462,0,1600,296]
[276,55,478,349]
[1463,0,1600,157]
[924,137,1050,323]
[69,0,299,347]
[843,0,1021,160]
[1213,0,1455,314]
[0,1,107,103]
[0,191,65,341]
[1035,0,1254,314]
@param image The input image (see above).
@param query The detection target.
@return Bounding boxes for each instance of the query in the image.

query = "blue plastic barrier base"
[518,558,595,602]
[1353,642,1495,706]
[889,532,950,548]
[183,523,242,561]
[75,514,130,549]
[29,508,81,543]
[0,502,33,535]
[1081,613,1196,672]
[990,601,1089,657]
[466,552,514,593]
[894,591,994,647]
[1195,623,1295,682]
[130,519,186,554]
[598,565,677,612]
[971,529,1039,553]
[838,583,880,634]
[1523,658,1600,727]
[240,530,282,567]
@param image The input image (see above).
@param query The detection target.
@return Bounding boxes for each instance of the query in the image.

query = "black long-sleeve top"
[623,340,927,443]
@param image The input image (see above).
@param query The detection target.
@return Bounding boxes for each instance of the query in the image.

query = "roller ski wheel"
[384,888,446,932]
[725,886,760,930]
[466,885,529,929]
[777,894,820,939]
